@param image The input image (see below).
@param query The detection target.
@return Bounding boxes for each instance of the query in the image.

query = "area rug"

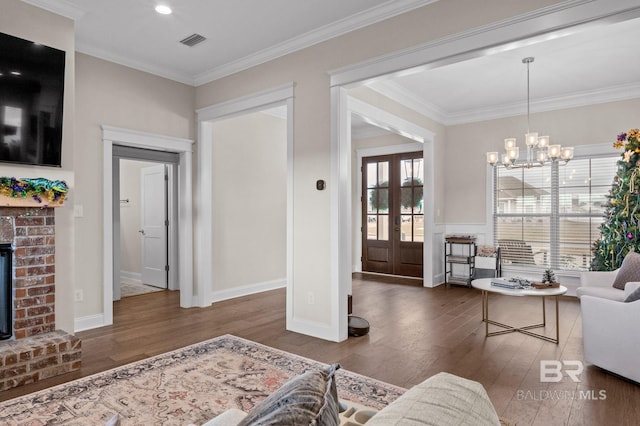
[0,334,405,425]
[120,277,164,298]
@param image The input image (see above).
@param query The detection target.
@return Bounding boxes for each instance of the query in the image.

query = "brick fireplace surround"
[0,206,81,391]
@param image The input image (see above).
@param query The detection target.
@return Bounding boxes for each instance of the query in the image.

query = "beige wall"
[74,54,195,317]
[119,160,158,276]
[195,0,565,329]
[8,0,611,335]
[445,98,640,224]
[211,111,287,291]
[0,0,76,332]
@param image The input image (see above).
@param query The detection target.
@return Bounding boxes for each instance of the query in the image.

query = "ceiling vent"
[180,34,206,47]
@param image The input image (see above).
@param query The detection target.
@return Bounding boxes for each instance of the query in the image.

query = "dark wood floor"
[2,273,639,425]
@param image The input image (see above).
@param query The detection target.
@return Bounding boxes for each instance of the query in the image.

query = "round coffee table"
[471,278,567,344]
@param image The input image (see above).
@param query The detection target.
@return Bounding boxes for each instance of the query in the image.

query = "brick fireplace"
[0,206,81,391]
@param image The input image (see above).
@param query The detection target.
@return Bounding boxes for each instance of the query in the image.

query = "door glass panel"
[378,189,389,213]
[401,215,412,241]
[378,162,389,186]
[400,159,412,184]
[367,187,388,214]
[378,215,389,240]
[367,189,376,213]
[367,163,377,188]
[413,158,423,180]
[414,215,424,242]
[400,187,413,214]
[367,215,377,240]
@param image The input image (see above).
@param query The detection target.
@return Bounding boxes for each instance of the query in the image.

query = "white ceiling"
[366,16,640,126]
[18,1,640,130]
[21,0,435,85]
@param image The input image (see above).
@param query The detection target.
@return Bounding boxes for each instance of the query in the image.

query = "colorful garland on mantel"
[0,177,69,204]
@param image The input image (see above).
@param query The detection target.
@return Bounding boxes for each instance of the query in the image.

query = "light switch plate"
[73,205,83,218]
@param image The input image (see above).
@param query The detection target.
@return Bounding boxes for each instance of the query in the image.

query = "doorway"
[117,160,171,299]
[112,146,179,302]
[362,151,424,277]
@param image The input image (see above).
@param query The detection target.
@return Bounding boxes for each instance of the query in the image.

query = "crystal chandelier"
[486,57,573,168]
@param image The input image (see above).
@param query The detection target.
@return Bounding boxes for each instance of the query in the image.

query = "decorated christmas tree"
[591,129,640,270]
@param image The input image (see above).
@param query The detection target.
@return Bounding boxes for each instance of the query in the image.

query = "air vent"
[180,33,206,47]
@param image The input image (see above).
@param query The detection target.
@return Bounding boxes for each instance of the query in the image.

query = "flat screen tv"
[0,32,65,167]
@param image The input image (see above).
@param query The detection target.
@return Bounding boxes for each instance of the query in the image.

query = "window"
[493,153,618,271]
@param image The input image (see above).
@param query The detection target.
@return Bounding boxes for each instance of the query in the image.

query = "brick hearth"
[0,206,81,391]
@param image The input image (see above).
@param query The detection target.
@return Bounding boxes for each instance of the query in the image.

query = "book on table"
[490,277,527,289]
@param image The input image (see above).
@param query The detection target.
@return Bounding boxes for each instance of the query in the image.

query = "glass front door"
[362,151,424,277]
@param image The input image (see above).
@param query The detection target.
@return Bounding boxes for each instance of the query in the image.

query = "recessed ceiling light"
[10,71,21,76]
[155,5,172,15]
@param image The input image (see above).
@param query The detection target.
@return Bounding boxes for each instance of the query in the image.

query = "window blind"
[493,155,618,271]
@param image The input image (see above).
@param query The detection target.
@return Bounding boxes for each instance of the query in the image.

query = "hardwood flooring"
[2,273,639,425]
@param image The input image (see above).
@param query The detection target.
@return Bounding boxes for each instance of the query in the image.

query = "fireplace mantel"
[0,194,65,208]
[0,177,68,209]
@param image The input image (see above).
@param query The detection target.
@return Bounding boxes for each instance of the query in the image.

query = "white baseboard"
[209,278,287,304]
[287,317,342,342]
[74,314,107,332]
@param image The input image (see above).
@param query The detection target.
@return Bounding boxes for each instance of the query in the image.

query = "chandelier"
[486,57,573,168]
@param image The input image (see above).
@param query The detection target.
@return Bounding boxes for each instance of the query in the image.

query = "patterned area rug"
[120,277,164,298]
[0,335,405,425]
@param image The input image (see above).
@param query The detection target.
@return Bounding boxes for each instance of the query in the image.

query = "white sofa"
[577,270,640,383]
[201,372,501,426]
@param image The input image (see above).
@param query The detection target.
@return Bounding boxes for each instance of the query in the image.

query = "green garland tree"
[591,128,640,270]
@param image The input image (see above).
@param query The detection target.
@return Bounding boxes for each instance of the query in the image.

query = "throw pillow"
[612,251,640,290]
[237,364,341,426]
[624,286,640,303]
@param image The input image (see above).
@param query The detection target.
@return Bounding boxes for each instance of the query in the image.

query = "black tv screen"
[0,32,65,167]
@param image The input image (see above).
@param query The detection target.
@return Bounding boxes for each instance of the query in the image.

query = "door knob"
[138,229,145,235]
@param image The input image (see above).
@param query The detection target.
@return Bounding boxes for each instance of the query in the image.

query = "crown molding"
[444,82,640,125]
[192,0,439,86]
[369,79,640,126]
[20,0,85,20]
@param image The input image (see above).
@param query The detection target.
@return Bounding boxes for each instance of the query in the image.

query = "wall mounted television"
[0,32,65,167]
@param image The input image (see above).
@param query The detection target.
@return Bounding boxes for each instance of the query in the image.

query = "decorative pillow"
[624,286,640,303]
[237,364,341,426]
[612,251,640,290]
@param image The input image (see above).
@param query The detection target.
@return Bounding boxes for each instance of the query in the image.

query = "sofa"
[199,371,500,426]
[577,269,640,383]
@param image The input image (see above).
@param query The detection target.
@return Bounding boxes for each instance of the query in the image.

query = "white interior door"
[141,164,167,288]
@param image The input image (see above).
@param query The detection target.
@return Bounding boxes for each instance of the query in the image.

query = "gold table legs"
[481,291,560,344]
